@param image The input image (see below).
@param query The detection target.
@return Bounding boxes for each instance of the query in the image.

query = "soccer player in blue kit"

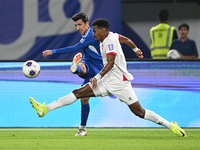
[43,13,143,136]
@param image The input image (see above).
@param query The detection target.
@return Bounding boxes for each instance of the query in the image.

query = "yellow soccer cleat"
[170,121,187,137]
[29,97,48,117]
[70,52,82,73]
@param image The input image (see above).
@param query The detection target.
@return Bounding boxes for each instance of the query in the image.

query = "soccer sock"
[46,93,78,112]
[73,65,82,74]
[79,125,86,130]
[81,104,90,126]
[144,109,172,129]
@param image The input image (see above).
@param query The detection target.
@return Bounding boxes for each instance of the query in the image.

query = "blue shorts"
[80,59,103,86]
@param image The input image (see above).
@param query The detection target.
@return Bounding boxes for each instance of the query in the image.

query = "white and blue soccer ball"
[167,49,181,59]
[22,60,40,78]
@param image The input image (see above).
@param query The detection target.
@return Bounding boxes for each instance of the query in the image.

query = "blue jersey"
[52,26,103,86]
[52,26,102,61]
[170,38,198,56]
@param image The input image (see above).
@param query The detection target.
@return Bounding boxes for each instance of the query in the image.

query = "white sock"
[79,125,86,130]
[144,109,171,129]
[46,93,78,112]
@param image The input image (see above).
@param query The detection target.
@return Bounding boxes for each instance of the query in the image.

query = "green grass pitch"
[0,128,199,150]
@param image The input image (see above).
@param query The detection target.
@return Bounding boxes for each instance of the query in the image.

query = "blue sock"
[81,104,90,126]
[73,65,81,74]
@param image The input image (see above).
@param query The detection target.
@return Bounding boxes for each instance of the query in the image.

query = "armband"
[94,74,102,80]
[132,47,139,52]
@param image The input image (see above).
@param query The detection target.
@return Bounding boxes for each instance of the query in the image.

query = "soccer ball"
[22,60,40,78]
[167,49,181,59]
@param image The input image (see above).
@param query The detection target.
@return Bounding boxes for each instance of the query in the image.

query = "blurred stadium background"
[0,0,200,128]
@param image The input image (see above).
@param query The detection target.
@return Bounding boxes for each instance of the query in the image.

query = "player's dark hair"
[178,23,189,31]
[72,12,89,23]
[92,18,110,30]
[158,9,169,22]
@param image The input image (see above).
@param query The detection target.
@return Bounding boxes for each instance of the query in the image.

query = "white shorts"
[89,76,138,105]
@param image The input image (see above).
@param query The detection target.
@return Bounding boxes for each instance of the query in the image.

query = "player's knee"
[72,89,81,99]
[134,110,145,118]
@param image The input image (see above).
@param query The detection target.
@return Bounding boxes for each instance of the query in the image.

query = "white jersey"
[100,32,133,82]
[90,32,138,105]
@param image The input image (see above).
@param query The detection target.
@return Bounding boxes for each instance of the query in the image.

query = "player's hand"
[135,49,143,58]
[90,78,97,89]
[43,50,53,57]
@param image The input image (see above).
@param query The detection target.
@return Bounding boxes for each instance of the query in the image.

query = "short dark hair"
[178,23,189,31]
[158,9,169,22]
[72,12,89,23]
[92,18,110,30]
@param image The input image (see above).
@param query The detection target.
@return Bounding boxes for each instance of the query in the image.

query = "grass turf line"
[0,128,199,150]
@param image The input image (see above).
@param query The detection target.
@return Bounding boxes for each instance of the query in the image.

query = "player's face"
[179,26,189,39]
[92,25,103,42]
[74,19,89,35]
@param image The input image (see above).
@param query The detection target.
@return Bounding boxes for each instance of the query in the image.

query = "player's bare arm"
[43,50,53,57]
[119,35,137,48]
[90,54,115,89]
[119,35,143,58]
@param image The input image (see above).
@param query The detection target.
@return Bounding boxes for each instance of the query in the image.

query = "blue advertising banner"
[0,60,200,127]
[0,0,121,60]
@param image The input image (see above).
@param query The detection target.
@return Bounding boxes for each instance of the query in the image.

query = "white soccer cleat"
[75,129,87,136]
[70,53,82,73]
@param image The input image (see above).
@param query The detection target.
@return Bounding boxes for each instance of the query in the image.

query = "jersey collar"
[82,27,91,38]
[101,32,110,43]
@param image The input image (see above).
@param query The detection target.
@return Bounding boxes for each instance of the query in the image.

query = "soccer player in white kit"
[29,18,186,137]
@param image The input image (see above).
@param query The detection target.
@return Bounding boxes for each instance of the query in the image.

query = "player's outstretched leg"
[29,97,48,117]
[128,102,187,137]
[30,93,78,117]
[70,53,82,73]
[170,121,187,137]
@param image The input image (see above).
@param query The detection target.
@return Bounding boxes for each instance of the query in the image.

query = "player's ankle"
[79,125,86,130]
